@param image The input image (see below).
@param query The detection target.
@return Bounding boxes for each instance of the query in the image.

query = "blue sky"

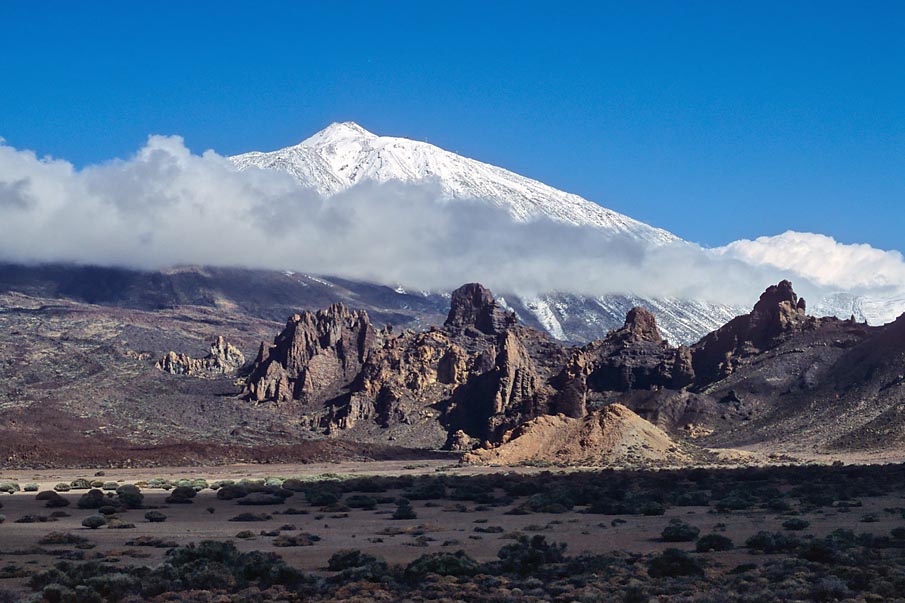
[1,1,903,250]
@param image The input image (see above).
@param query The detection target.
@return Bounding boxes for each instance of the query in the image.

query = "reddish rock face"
[620,307,663,344]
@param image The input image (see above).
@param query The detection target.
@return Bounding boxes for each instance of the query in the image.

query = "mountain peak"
[229,122,677,245]
[301,121,377,146]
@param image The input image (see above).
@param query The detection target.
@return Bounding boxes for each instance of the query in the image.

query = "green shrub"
[278,478,303,491]
[81,516,106,530]
[236,493,287,505]
[272,534,320,547]
[38,532,90,546]
[640,501,666,516]
[217,485,248,500]
[403,477,446,501]
[115,485,143,509]
[144,511,167,523]
[810,576,850,602]
[327,550,383,571]
[497,535,565,575]
[661,519,700,542]
[305,488,340,507]
[675,491,710,506]
[745,531,801,553]
[53,483,71,492]
[77,490,106,510]
[524,491,575,513]
[405,551,478,581]
[38,491,70,508]
[696,534,733,552]
[392,499,417,520]
[23,483,38,492]
[345,495,377,510]
[715,492,755,512]
[766,497,791,511]
[782,518,810,531]
[229,513,271,522]
[165,486,196,504]
[647,548,704,578]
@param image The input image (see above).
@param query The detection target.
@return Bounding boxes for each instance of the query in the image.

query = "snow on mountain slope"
[231,122,677,245]
[228,122,752,343]
[235,122,905,343]
[505,292,744,345]
[812,291,905,326]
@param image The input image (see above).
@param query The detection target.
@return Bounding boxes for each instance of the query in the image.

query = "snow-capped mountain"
[229,122,755,343]
[231,121,676,246]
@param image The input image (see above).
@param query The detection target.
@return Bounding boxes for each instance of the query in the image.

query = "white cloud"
[0,136,900,313]
[716,231,905,293]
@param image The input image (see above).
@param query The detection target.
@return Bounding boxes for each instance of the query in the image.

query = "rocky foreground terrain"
[3,258,905,469]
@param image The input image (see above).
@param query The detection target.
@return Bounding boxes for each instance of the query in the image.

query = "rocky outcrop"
[552,308,682,415]
[156,336,245,378]
[243,304,375,404]
[690,280,817,382]
[618,307,663,343]
[238,279,878,462]
[444,283,516,335]
[465,403,692,466]
[241,283,562,446]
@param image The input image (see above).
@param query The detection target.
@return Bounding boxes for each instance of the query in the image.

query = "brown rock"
[444,283,516,335]
[243,304,375,404]
[156,336,245,378]
[620,307,662,343]
[691,280,816,382]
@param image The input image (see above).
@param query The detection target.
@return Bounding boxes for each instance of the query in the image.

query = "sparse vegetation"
[144,511,167,523]
[81,515,107,529]
[5,462,905,602]
[660,518,700,542]
[392,498,417,520]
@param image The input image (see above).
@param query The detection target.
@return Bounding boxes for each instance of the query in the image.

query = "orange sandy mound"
[466,403,690,466]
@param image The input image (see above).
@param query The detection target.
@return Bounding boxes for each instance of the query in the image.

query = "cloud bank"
[0,136,901,311]
[717,231,905,294]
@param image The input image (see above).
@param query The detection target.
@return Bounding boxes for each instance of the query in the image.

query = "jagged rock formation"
[243,304,375,404]
[242,284,566,447]
[552,308,693,417]
[690,280,816,382]
[239,279,901,462]
[444,283,517,335]
[157,337,245,378]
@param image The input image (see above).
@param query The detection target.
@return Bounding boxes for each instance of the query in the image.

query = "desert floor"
[3,460,905,600]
